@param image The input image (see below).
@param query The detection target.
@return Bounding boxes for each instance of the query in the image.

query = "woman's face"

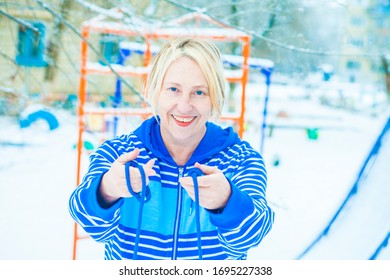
[157,56,212,146]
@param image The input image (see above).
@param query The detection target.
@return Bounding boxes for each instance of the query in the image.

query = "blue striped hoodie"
[69,117,274,260]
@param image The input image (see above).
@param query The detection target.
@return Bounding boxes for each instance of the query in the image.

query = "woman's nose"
[176,94,193,113]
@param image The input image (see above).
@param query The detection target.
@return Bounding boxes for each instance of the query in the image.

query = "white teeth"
[172,115,195,123]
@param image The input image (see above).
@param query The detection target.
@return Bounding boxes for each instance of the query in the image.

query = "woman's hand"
[180,162,231,211]
[98,148,156,207]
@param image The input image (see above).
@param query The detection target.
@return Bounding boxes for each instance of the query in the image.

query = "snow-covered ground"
[0,81,389,260]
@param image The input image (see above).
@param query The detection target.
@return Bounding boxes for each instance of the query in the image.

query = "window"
[349,38,364,48]
[346,60,361,70]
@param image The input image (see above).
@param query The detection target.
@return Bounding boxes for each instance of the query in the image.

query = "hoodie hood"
[133,117,241,166]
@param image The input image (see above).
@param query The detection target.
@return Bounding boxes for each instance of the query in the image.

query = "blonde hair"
[144,37,226,117]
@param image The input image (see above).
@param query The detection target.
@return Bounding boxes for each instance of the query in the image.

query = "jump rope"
[125,161,203,260]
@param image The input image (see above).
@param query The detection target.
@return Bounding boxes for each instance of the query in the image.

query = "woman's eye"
[195,90,204,96]
[169,87,178,92]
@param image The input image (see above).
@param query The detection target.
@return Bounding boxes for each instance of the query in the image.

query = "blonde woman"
[69,37,274,260]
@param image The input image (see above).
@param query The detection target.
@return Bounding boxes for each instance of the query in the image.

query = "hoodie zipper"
[172,167,184,260]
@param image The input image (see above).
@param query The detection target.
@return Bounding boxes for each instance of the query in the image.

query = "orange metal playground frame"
[72,9,251,259]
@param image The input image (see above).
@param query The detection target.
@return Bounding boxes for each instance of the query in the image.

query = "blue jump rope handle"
[125,161,151,203]
[124,160,151,260]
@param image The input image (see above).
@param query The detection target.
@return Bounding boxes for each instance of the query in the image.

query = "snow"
[0,81,389,260]
[300,132,390,259]
[120,41,161,55]
[222,54,275,69]
[86,62,150,76]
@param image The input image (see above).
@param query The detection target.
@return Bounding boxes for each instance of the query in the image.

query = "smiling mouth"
[172,115,196,126]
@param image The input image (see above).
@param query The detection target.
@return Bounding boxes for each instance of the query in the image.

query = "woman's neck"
[168,146,194,166]
[160,128,205,166]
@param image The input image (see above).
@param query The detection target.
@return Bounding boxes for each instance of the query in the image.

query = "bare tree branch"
[0,8,40,33]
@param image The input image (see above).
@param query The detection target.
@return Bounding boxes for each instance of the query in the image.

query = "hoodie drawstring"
[188,168,203,260]
[125,161,151,260]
